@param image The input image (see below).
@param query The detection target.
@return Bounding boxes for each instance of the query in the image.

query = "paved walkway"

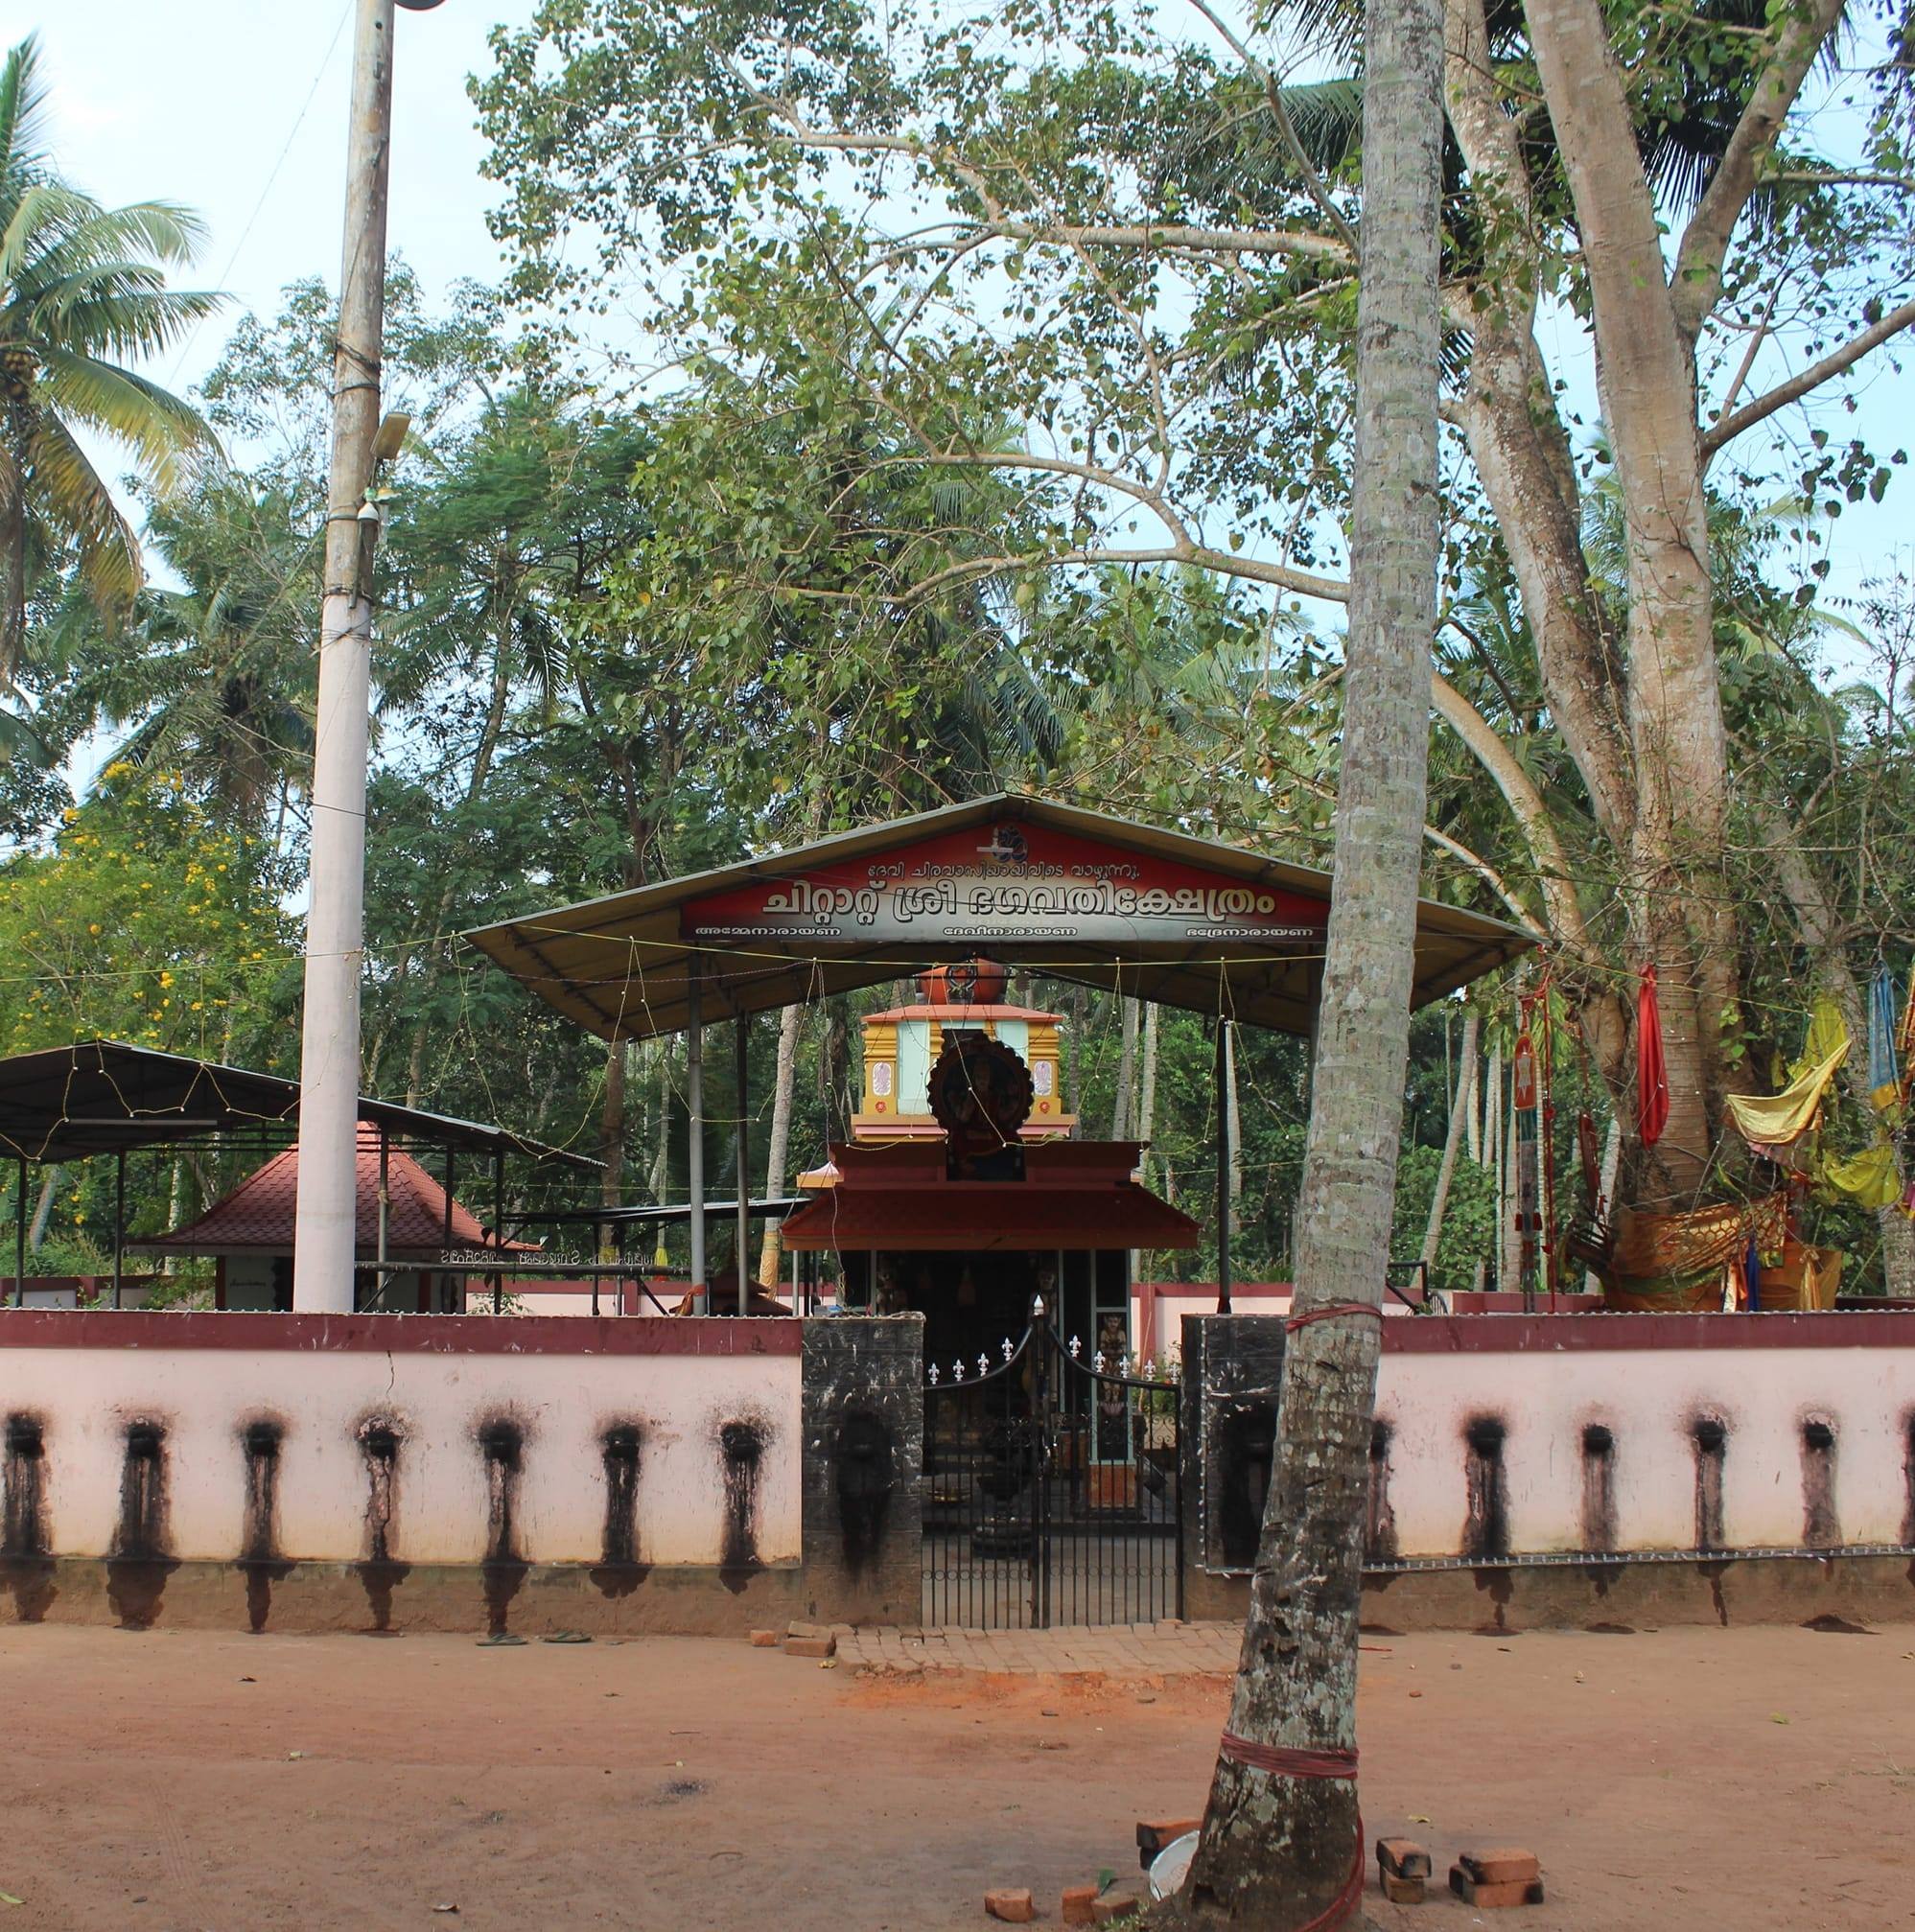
[834,1620,1242,1676]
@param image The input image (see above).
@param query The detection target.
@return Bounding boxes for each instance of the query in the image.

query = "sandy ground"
[1,1621,1911,1930]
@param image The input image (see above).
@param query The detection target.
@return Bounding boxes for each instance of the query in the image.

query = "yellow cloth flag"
[1811,1140,1903,1211]
[1725,998,1849,1153]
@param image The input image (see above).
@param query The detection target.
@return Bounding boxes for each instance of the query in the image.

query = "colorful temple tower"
[850,961,1075,1142]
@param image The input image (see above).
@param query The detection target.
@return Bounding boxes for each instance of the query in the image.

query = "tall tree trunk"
[1419,1012,1480,1295]
[600,1038,627,1250]
[1584,1112,1622,1294]
[1113,995,1139,1138]
[1527,0,1739,1207]
[1133,999,1162,1293]
[1500,1078,1521,1296]
[758,999,804,1288]
[28,1167,58,1250]
[1162,0,1442,1918]
[1063,984,1088,1126]
[1138,1002,1161,1179]
[1464,1022,1483,1164]
[644,1040,674,1268]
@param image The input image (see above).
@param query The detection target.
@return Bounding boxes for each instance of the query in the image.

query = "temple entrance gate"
[920,1299,1181,1629]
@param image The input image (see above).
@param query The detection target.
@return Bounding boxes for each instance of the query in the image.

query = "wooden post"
[1214,1019,1232,1315]
[735,1013,750,1316]
[440,1144,455,1314]
[686,962,706,1309]
[375,1127,390,1310]
[491,1143,505,1315]
[112,1147,127,1311]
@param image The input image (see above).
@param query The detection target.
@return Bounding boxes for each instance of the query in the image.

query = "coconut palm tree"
[80,469,318,828]
[0,34,219,680]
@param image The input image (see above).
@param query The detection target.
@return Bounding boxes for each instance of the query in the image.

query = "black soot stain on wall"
[592,1422,649,1599]
[1216,1398,1275,1571]
[1365,1419,1397,1564]
[1799,1416,1840,1549]
[2,1412,56,1622]
[106,1418,178,1629]
[355,1418,410,1632]
[478,1416,528,1635]
[1462,1415,1509,1560]
[834,1409,895,1580]
[1692,1414,1728,1552]
[237,1417,294,1634]
[1579,1422,1618,1556]
[717,1418,766,1593]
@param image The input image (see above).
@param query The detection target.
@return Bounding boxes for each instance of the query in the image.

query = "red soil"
[0,1621,1908,1928]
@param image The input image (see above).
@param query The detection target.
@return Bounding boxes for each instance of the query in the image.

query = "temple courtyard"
[2,1620,1909,1929]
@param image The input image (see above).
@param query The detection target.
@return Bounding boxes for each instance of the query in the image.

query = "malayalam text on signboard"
[681,821,1328,948]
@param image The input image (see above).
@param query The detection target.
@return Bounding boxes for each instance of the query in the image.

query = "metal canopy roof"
[462,792,1532,1040]
[0,1040,600,1168]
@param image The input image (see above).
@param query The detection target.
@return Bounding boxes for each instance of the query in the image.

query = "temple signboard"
[682,819,1327,948]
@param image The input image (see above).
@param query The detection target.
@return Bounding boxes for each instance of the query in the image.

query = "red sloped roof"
[781,1186,1198,1251]
[135,1125,537,1258]
[779,1138,1199,1252]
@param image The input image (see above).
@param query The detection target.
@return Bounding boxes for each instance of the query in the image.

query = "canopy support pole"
[376,1127,390,1310]
[111,1147,128,1311]
[14,1157,26,1307]
[687,964,706,1310]
[1214,1020,1232,1315]
[735,1014,750,1316]
[441,1145,455,1314]
[491,1144,505,1315]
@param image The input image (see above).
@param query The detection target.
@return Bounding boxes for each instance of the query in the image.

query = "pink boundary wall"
[0,1312,803,1570]
[1363,1313,1915,1554]
[3,1308,1912,1591]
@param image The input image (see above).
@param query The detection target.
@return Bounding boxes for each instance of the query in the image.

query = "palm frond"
[22,410,140,618]
[0,35,51,186]
[36,349,215,483]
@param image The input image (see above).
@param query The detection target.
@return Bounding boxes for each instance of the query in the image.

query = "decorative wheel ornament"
[927,1030,1034,1152]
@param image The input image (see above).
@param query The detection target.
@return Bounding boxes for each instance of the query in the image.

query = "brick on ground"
[1449,1864,1545,1908]
[984,1887,1036,1922]
[1062,1882,1099,1924]
[783,1634,835,1660]
[1459,1849,1541,1887]
[1375,1838,1433,1880]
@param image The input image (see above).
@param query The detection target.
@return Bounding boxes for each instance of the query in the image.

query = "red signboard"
[682,819,1328,949]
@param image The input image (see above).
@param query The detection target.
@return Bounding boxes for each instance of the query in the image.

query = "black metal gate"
[921,1301,1181,1629]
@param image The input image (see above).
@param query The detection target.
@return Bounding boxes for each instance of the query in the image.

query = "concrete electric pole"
[292,0,442,1315]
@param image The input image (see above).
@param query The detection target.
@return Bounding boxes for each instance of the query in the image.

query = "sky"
[18,0,538,395]
[14,0,1912,663]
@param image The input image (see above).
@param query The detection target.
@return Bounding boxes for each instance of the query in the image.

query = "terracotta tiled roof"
[136,1125,537,1258]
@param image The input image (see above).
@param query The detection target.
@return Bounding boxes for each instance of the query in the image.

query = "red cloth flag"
[1637,963,1670,1148]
